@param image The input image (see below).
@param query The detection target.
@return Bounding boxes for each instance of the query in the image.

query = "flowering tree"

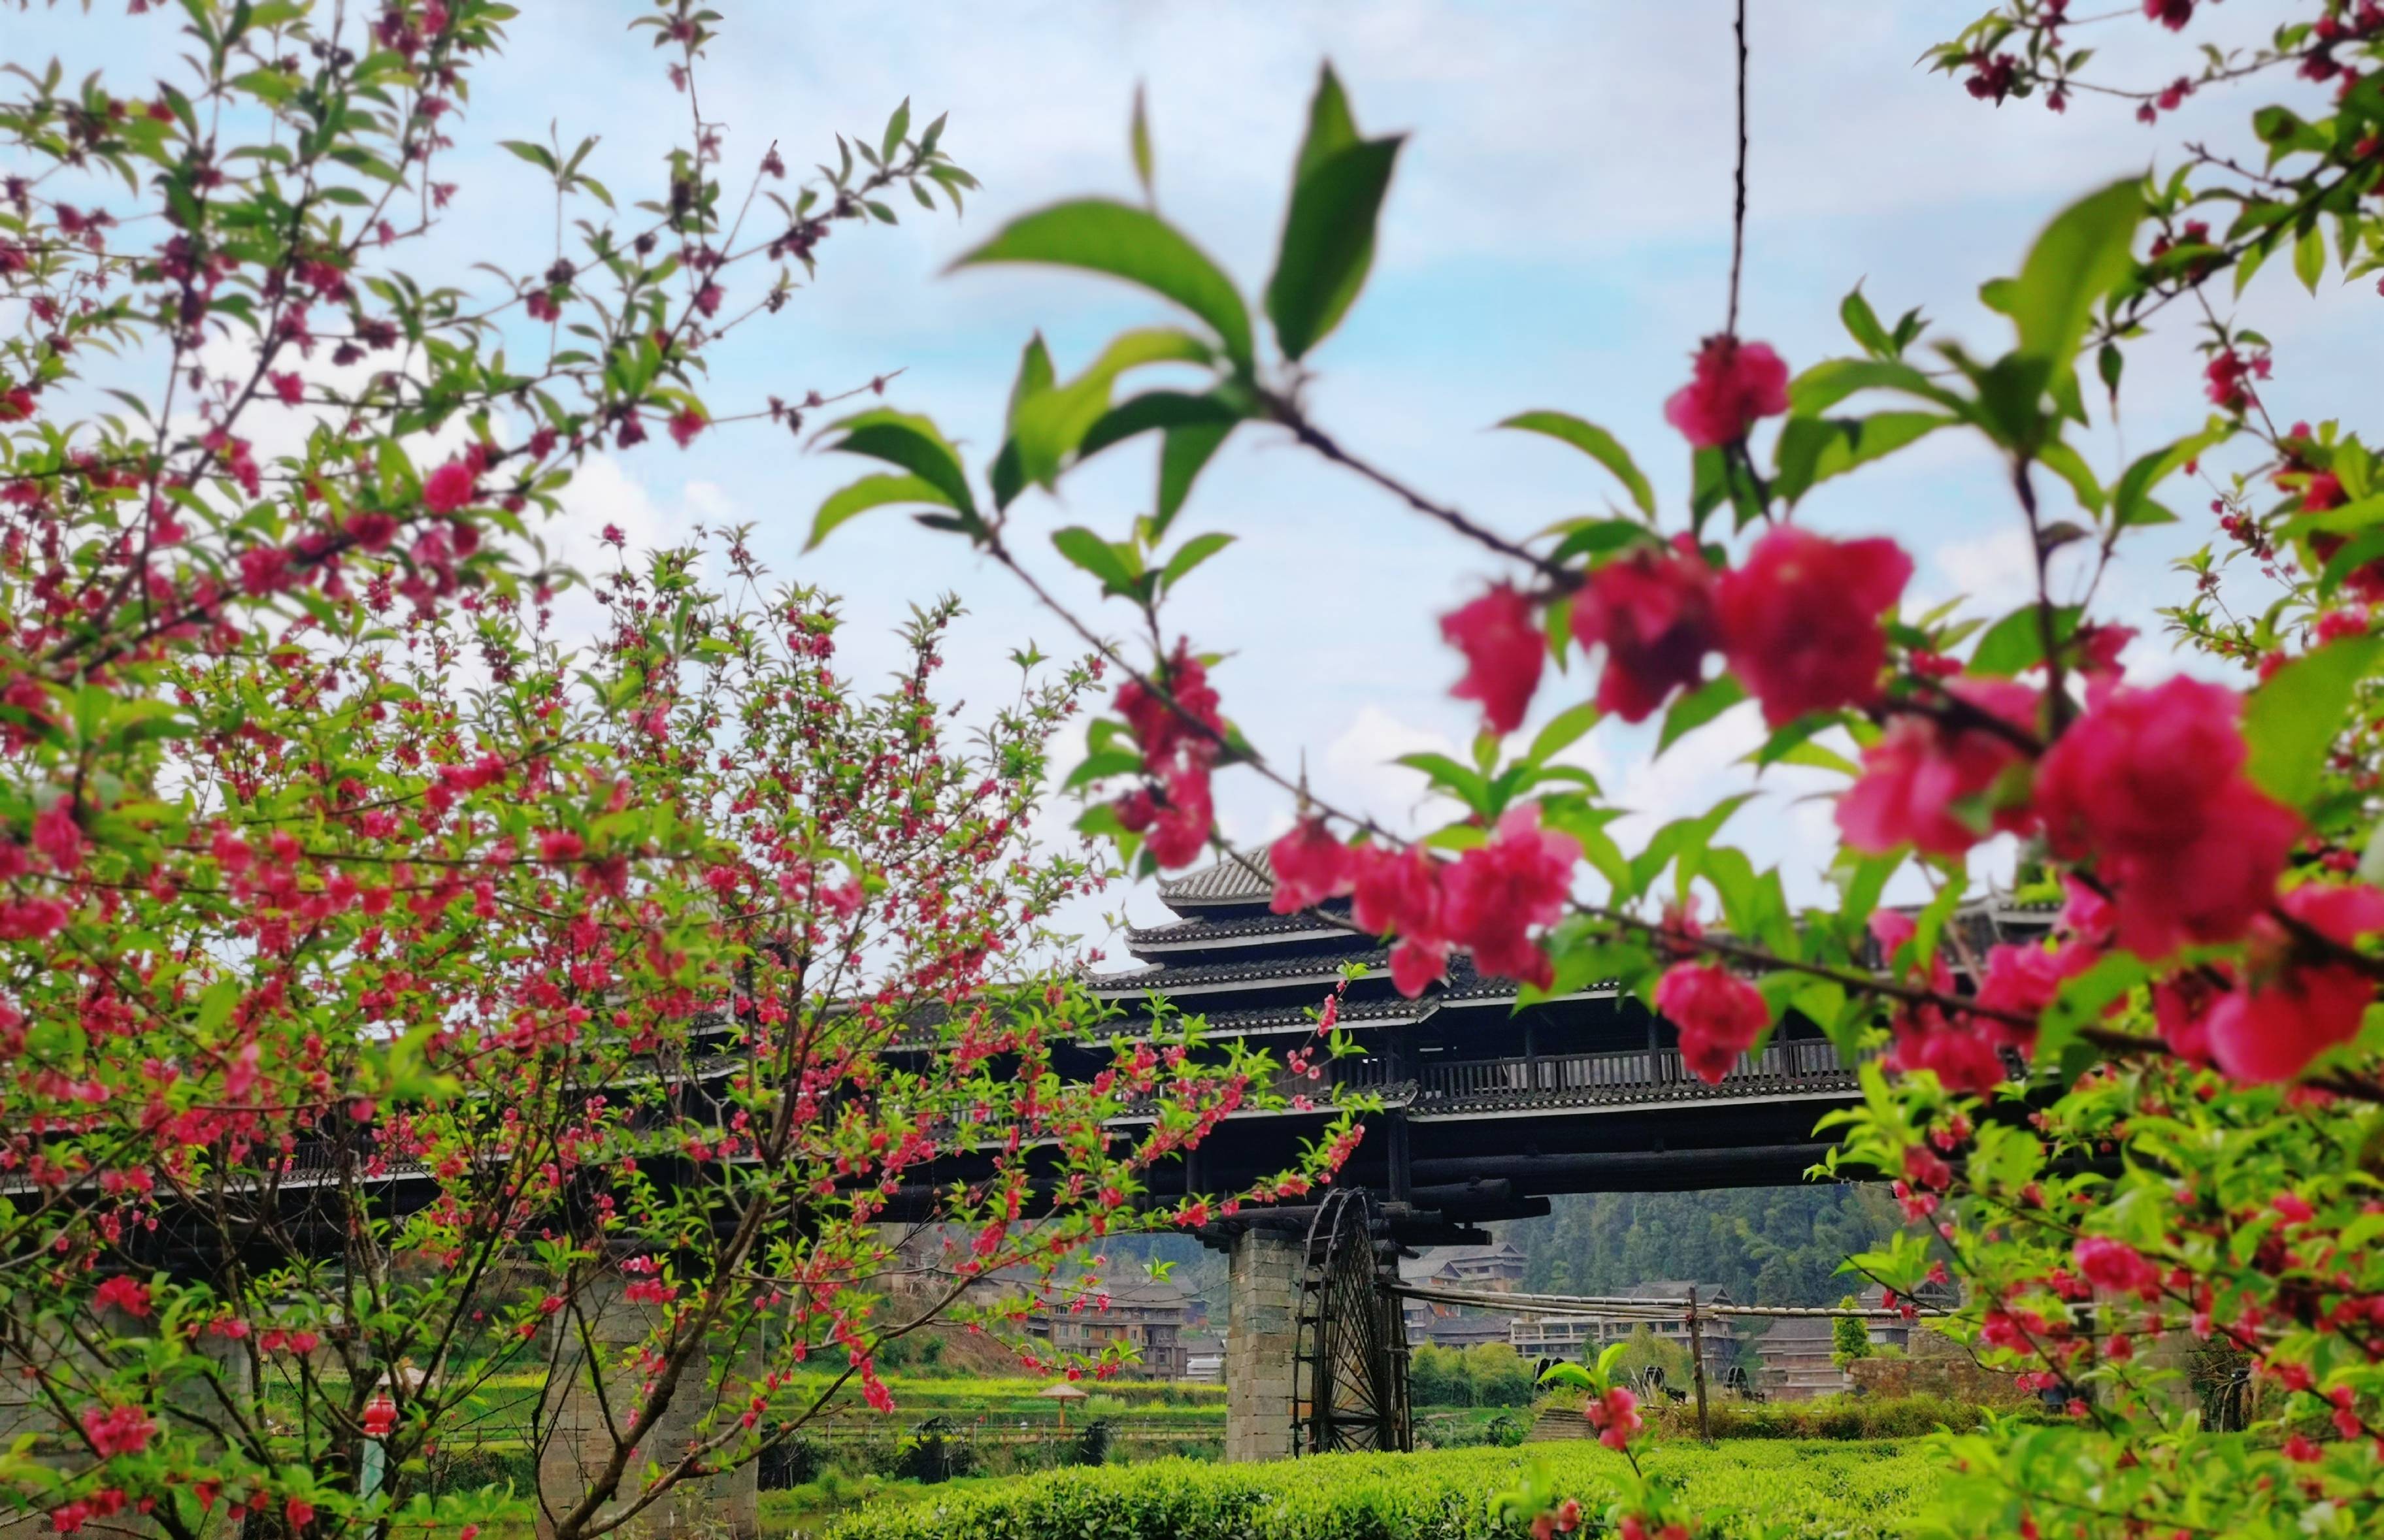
[0,5,1354,1539]
[803,3,2384,1535]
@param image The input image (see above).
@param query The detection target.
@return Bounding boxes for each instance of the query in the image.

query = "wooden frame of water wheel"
[1291,1188,1412,1454]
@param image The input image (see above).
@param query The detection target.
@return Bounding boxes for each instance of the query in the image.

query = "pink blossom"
[1716,528,1912,727]
[1655,960,1768,1083]
[93,1276,152,1319]
[1570,536,1719,723]
[1440,805,1580,988]
[2034,678,2299,958]
[79,1403,156,1458]
[1663,337,1790,448]
[2206,883,2384,1083]
[1441,585,1544,736]
[33,798,84,873]
[1268,819,1356,914]
[422,459,476,514]
[1837,680,2038,858]
[2074,1235,2162,1299]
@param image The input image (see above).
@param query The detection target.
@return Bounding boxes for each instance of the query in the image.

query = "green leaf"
[1157,532,1234,594]
[1157,421,1231,537]
[1266,69,1403,360]
[991,335,1058,509]
[2243,635,2383,810]
[1008,333,1056,420]
[2037,439,2105,514]
[2097,342,2125,400]
[1657,674,1746,755]
[196,978,239,1033]
[2112,421,2229,529]
[1525,701,1602,769]
[1970,604,2080,677]
[1766,740,1861,777]
[2007,178,2142,375]
[821,409,976,516]
[1500,411,1656,517]
[1787,357,1969,419]
[1008,329,1215,491]
[806,472,954,551]
[1051,527,1143,597]
[2318,528,2384,597]
[1063,749,1148,793]
[955,199,1255,370]
[882,97,911,165]
[2034,951,2150,1065]
[1840,282,1895,357]
[1129,84,1155,201]
[1772,412,1953,505]
[1078,390,1244,462]
[2284,494,2384,540]
[2294,224,2327,295]
[1396,752,1492,815]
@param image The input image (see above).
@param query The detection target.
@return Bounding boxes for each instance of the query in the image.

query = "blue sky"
[16,2,2372,939]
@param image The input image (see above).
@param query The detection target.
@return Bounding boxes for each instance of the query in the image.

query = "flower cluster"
[1111,642,1225,868]
[1268,805,1580,993]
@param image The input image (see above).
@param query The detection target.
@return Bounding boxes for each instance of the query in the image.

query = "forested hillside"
[1500,1186,1902,1305]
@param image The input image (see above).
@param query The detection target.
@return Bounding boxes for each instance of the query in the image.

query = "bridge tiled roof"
[1125,909,1360,951]
[1176,998,1437,1036]
[1155,851,1277,909]
[1086,948,1387,996]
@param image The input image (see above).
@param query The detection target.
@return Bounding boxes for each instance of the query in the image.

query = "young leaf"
[1657,675,1746,756]
[2111,421,2229,529]
[1051,527,1144,598]
[1772,412,1953,506]
[1840,282,1895,357]
[1525,701,1602,769]
[820,409,976,517]
[2006,178,2143,374]
[1266,68,1403,361]
[2243,634,2383,810]
[806,473,954,551]
[1500,411,1656,517]
[954,199,1255,370]
[1129,84,1155,202]
[1157,532,1234,595]
[1970,604,2080,677]
[1157,421,1233,537]
[1078,391,1243,462]
[1008,329,1214,491]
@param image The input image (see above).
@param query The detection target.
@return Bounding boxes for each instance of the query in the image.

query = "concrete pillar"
[1223,1226,1301,1464]
[537,1275,759,1540]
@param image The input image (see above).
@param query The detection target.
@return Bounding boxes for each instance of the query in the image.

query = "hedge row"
[827,1438,1945,1540]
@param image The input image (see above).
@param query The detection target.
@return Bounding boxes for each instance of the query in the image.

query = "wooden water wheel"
[1291,1188,1411,1454]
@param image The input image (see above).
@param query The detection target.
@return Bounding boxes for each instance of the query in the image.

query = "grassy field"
[821,1439,1949,1540]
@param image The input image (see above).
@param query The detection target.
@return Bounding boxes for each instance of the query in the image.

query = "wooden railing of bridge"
[1136,1038,1867,1122]
[1405,1037,1854,1110]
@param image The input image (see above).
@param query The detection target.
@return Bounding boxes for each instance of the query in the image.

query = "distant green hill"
[1502,1184,1902,1305]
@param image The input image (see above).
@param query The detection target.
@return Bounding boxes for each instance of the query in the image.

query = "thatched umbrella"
[1038,1380,1089,1434]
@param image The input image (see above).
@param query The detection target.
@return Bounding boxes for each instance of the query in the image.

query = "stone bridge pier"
[536,1272,761,1540]
[1223,1224,1302,1463]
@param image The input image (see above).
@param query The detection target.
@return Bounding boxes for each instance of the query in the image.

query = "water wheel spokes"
[1290,1188,1410,1454]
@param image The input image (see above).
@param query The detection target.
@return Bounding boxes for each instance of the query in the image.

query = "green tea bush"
[825,1439,1942,1540]
[1646,1394,2042,1441]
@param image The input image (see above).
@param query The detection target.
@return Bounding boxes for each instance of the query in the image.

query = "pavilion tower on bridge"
[1078,850,2049,1460]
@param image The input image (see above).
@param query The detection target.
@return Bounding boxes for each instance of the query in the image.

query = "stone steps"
[1525,1401,1595,1442]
